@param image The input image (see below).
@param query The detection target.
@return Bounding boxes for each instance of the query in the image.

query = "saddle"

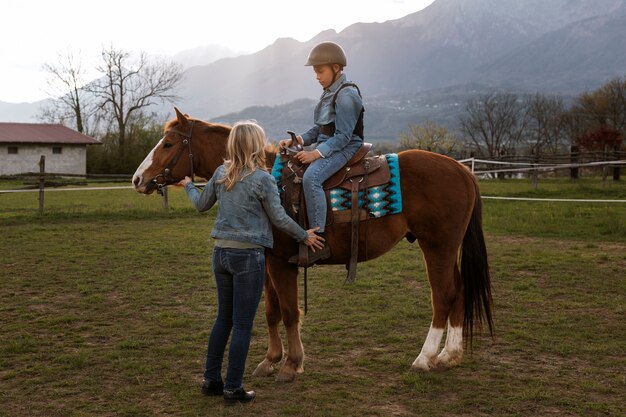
[279,142,391,282]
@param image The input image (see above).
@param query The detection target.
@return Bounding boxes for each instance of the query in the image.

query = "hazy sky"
[0,0,435,104]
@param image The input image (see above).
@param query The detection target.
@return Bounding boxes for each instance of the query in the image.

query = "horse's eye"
[163,142,173,149]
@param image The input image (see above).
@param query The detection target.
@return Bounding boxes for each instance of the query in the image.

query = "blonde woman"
[181,121,323,404]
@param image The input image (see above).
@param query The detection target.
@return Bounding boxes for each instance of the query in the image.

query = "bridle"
[152,121,195,195]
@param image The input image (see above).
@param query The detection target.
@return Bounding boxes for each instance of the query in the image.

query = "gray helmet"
[305,41,347,67]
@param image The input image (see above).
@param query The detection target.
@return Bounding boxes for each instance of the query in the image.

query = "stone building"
[0,123,100,175]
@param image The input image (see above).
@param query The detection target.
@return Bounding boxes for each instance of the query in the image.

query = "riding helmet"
[305,41,347,67]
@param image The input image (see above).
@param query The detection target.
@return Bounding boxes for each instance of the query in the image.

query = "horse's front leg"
[253,265,284,377]
[266,254,303,382]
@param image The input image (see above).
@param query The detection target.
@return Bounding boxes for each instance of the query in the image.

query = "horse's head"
[132,108,202,194]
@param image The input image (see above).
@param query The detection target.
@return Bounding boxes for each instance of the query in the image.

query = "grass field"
[1,178,625,416]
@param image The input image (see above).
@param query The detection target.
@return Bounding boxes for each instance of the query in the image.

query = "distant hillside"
[208,83,539,143]
[0,100,48,123]
[3,0,625,130]
[475,13,626,92]
[172,44,245,69]
[174,0,625,120]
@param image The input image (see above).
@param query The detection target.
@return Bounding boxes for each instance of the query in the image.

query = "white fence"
[458,157,626,176]
[2,159,626,208]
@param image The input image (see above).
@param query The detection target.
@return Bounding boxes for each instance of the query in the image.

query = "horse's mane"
[164,118,232,137]
[265,143,279,155]
[165,117,279,157]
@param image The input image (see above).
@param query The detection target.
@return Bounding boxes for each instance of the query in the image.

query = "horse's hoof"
[410,355,434,371]
[252,359,275,377]
[275,367,297,382]
[435,349,462,369]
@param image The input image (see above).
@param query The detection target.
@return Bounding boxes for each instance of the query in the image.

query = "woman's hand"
[179,176,193,186]
[303,227,325,251]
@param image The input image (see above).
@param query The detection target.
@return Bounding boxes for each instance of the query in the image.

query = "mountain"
[0,100,49,123]
[2,0,625,131]
[172,44,246,69]
[474,12,626,92]
[175,0,625,121]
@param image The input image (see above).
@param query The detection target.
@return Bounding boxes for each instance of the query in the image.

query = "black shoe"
[223,387,256,404]
[201,380,223,396]
[288,244,331,266]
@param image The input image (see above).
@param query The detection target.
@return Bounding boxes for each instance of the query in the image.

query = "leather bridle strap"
[153,122,195,194]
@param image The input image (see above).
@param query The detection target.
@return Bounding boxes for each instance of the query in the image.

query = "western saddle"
[279,140,392,282]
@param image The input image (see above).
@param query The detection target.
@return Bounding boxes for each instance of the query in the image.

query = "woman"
[181,121,324,404]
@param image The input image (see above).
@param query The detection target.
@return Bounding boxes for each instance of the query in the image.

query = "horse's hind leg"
[411,243,462,371]
[435,263,464,368]
[252,261,285,377]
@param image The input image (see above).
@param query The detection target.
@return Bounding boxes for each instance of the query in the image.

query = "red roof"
[0,123,100,145]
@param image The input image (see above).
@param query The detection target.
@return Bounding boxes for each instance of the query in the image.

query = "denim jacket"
[184,165,308,248]
[300,73,364,159]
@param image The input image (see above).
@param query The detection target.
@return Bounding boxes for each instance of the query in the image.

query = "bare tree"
[399,120,460,156]
[87,46,183,152]
[459,93,526,159]
[523,93,567,157]
[39,52,97,134]
[596,76,626,136]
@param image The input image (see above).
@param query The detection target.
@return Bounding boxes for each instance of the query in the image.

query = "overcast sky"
[0,0,435,104]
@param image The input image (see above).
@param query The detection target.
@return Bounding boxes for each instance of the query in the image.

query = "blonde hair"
[219,120,268,191]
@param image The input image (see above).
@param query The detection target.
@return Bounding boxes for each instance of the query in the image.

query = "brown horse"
[132,108,494,381]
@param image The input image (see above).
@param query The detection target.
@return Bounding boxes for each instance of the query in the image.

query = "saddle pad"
[329,153,402,218]
[271,153,403,219]
[271,155,286,191]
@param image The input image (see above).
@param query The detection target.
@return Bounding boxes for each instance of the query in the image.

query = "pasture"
[1,178,625,416]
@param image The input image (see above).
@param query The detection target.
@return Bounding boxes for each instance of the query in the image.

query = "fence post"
[570,145,579,179]
[531,164,538,190]
[613,146,621,181]
[38,155,45,213]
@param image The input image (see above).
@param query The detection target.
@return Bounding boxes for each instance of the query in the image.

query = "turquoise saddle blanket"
[271,153,402,219]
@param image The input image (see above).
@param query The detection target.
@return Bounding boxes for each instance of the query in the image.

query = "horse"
[132,108,494,381]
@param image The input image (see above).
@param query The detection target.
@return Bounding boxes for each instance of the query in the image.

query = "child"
[280,41,364,265]
[180,121,324,404]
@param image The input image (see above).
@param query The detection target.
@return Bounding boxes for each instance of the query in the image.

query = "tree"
[459,93,526,159]
[523,93,567,157]
[569,75,626,180]
[87,112,165,174]
[398,120,460,156]
[39,52,98,135]
[570,76,626,138]
[87,46,183,154]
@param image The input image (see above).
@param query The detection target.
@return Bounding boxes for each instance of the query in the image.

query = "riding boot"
[289,233,330,266]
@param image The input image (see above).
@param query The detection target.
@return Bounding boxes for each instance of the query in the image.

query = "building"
[0,123,100,176]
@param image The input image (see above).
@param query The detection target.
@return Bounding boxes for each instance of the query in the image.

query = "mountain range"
[2,0,625,142]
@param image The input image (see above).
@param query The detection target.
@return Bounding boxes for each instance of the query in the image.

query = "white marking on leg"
[412,324,444,371]
[436,323,463,368]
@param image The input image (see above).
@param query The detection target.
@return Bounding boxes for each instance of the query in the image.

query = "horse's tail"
[461,179,494,345]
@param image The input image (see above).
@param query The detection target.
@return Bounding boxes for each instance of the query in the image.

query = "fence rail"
[2,156,626,212]
[458,158,626,175]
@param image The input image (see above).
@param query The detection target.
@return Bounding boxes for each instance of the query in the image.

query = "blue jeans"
[302,152,351,232]
[203,247,265,390]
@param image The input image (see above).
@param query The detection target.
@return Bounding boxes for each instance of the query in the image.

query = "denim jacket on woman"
[185,165,308,248]
[300,73,364,159]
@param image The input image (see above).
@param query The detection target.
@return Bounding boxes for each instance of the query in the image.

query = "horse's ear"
[174,107,190,127]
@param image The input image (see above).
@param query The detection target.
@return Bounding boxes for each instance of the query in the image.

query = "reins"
[153,121,195,195]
